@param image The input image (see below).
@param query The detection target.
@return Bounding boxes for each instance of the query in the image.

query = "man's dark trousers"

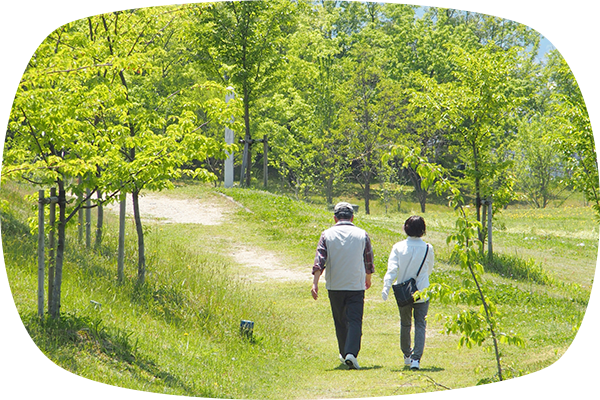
[328,290,365,358]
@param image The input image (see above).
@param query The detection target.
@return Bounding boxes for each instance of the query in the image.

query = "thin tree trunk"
[473,142,484,248]
[47,188,56,314]
[364,179,371,215]
[132,189,146,285]
[243,86,252,187]
[37,190,45,318]
[325,177,334,205]
[407,166,427,213]
[117,196,126,282]
[50,181,67,319]
[467,259,503,381]
[85,188,91,249]
[95,190,104,250]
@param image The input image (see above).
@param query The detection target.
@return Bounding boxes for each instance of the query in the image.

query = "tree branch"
[44,63,113,75]
[19,108,48,163]
[422,374,452,390]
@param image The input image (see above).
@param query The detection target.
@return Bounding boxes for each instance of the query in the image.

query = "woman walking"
[381,216,435,370]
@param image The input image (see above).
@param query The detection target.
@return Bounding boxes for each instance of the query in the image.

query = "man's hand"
[365,273,372,290]
[312,269,322,300]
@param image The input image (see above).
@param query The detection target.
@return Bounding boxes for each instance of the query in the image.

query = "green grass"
[1,180,595,398]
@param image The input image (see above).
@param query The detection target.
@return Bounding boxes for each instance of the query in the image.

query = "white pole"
[224,86,235,188]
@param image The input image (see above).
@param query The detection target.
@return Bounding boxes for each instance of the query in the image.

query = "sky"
[521,0,589,55]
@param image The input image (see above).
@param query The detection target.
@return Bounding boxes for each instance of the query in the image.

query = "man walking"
[311,202,374,370]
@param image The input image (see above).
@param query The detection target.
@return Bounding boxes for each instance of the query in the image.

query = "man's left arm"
[312,234,327,299]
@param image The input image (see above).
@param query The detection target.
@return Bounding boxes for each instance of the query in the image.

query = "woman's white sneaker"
[410,359,420,370]
[344,354,360,370]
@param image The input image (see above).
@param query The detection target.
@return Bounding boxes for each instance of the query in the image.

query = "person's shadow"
[330,364,384,371]
[390,365,445,373]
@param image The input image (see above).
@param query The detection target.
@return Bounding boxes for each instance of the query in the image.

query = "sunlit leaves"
[544,50,599,220]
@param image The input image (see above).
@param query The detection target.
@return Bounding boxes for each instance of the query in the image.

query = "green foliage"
[512,116,565,208]
[189,0,300,186]
[545,50,599,220]
[2,0,597,390]
[3,4,242,297]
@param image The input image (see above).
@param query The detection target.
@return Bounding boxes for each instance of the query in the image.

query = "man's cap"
[334,202,354,215]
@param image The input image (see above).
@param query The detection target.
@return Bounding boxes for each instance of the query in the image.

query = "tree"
[411,43,526,242]
[3,5,235,317]
[85,7,236,285]
[545,50,599,218]
[512,116,564,208]
[5,18,124,317]
[276,3,349,204]
[335,15,407,215]
[434,7,541,52]
[380,4,472,212]
[191,0,298,187]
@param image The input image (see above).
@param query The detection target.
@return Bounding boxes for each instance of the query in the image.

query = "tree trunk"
[50,181,67,319]
[132,189,146,285]
[85,188,91,249]
[37,190,45,318]
[407,167,427,213]
[364,179,371,215]
[243,86,252,187]
[325,177,334,205]
[481,197,487,244]
[117,196,126,282]
[473,142,484,248]
[475,180,484,248]
[95,190,104,250]
[47,188,56,314]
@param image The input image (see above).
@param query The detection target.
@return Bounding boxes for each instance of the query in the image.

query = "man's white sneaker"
[344,354,360,370]
[410,359,420,370]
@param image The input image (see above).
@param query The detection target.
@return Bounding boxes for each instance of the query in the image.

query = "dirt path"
[106,192,308,282]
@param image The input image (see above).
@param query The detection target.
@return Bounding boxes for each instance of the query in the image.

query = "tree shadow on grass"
[23,311,205,396]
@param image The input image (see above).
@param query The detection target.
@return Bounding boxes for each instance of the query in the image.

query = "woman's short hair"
[404,215,426,237]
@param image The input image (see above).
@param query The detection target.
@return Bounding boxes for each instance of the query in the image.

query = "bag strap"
[415,244,429,278]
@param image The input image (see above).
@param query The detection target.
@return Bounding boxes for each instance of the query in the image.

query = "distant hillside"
[521,0,591,56]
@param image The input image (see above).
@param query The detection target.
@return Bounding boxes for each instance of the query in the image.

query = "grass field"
[0,180,596,398]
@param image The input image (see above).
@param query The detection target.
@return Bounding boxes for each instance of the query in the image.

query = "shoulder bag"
[392,244,429,307]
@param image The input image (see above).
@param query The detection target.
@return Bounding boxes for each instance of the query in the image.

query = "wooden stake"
[118,196,126,282]
[37,190,45,318]
[263,135,268,189]
[47,188,56,313]
[85,188,91,249]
